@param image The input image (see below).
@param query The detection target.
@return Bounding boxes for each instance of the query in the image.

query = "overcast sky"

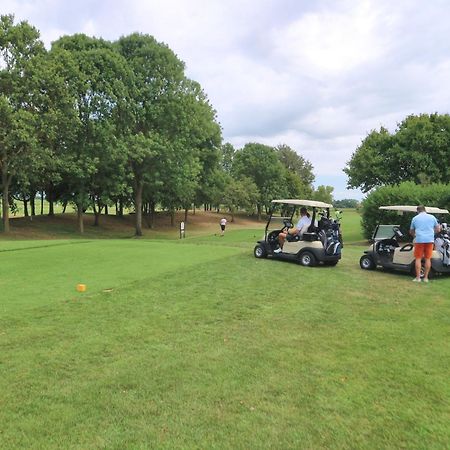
[4,0,450,199]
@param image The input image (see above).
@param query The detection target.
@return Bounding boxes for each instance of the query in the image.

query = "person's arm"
[409,218,415,237]
[434,221,441,233]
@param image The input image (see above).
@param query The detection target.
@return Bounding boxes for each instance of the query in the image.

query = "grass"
[0,210,449,449]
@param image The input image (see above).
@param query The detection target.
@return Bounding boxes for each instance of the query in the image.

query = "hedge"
[360,182,450,239]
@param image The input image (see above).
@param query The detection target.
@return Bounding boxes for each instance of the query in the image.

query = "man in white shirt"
[275,207,311,253]
[220,217,227,236]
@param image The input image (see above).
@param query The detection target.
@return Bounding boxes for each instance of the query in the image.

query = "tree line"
[345,113,450,231]
[1,14,325,235]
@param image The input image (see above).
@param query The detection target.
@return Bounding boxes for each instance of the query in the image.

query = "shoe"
[412,278,421,282]
[423,278,429,283]
[274,248,282,254]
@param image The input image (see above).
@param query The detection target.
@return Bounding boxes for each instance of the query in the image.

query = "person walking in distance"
[220,217,227,236]
[410,205,441,282]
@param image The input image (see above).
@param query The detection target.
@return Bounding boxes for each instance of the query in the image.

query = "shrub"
[361,182,450,239]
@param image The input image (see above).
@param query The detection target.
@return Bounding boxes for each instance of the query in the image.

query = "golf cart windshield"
[372,225,401,241]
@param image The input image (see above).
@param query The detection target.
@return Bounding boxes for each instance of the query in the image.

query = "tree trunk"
[40,191,44,215]
[134,181,143,236]
[77,202,84,233]
[48,184,55,216]
[30,193,36,216]
[23,197,29,217]
[104,204,108,215]
[257,204,262,221]
[184,208,188,223]
[62,201,68,213]
[117,199,123,217]
[170,209,175,227]
[92,200,99,227]
[149,201,155,229]
[1,163,10,233]
[193,204,196,215]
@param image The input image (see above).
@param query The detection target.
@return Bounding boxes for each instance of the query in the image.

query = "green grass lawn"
[1,212,449,449]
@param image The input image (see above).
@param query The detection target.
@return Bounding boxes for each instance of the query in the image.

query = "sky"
[3,0,450,199]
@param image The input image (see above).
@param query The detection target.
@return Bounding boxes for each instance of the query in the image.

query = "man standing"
[410,205,441,282]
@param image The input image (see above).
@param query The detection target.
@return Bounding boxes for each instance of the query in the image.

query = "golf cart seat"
[375,239,399,254]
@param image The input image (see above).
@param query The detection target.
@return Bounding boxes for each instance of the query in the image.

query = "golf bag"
[319,221,342,256]
[435,230,450,266]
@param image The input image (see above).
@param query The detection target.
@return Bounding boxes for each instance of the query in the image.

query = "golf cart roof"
[271,199,333,208]
[379,205,449,214]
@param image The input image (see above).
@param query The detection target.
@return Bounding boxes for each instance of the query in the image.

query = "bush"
[361,182,450,239]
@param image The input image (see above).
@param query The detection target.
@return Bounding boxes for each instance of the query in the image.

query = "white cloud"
[3,0,450,199]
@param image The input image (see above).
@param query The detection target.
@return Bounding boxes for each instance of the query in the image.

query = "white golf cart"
[359,205,450,277]
[254,199,342,266]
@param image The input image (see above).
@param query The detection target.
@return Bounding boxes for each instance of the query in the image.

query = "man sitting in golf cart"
[275,207,311,253]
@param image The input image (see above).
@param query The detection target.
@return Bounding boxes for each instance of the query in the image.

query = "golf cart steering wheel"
[283,219,293,230]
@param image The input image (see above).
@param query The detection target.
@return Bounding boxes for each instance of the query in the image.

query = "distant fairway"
[1,212,449,449]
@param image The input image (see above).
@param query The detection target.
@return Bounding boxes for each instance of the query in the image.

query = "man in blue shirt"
[410,205,441,282]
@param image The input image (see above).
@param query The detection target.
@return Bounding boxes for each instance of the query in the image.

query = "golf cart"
[359,205,450,277]
[253,199,342,266]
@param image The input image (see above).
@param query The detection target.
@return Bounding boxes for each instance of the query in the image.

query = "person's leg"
[415,257,422,279]
[423,258,431,279]
[278,232,287,248]
[414,243,424,280]
[423,243,434,280]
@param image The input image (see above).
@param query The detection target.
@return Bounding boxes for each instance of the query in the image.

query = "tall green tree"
[115,33,185,235]
[345,114,450,192]
[312,185,334,204]
[277,144,314,188]
[0,14,44,232]
[51,34,130,233]
[222,176,259,221]
[232,143,285,219]
[116,34,221,234]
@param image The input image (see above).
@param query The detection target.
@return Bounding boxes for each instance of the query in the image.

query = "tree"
[345,114,450,192]
[116,33,186,235]
[222,176,259,221]
[313,185,334,204]
[221,142,235,173]
[276,144,314,188]
[334,199,360,208]
[344,127,394,192]
[51,34,130,233]
[0,14,44,232]
[232,143,286,219]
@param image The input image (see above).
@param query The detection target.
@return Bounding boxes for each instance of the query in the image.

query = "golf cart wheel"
[299,251,317,267]
[254,244,267,259]
[360,255,375,270]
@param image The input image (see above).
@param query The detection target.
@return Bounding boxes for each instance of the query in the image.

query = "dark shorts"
[220,224,225,231]
[414,243,434,259]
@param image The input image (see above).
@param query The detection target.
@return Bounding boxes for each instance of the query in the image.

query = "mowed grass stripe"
[0,239,244,311]
[1,246,449,449]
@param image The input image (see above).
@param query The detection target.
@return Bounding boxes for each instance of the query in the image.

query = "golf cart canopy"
[379,205,449,214]
[271,199,333,208]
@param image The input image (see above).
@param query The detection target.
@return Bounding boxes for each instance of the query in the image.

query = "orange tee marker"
[76,284,86,292]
